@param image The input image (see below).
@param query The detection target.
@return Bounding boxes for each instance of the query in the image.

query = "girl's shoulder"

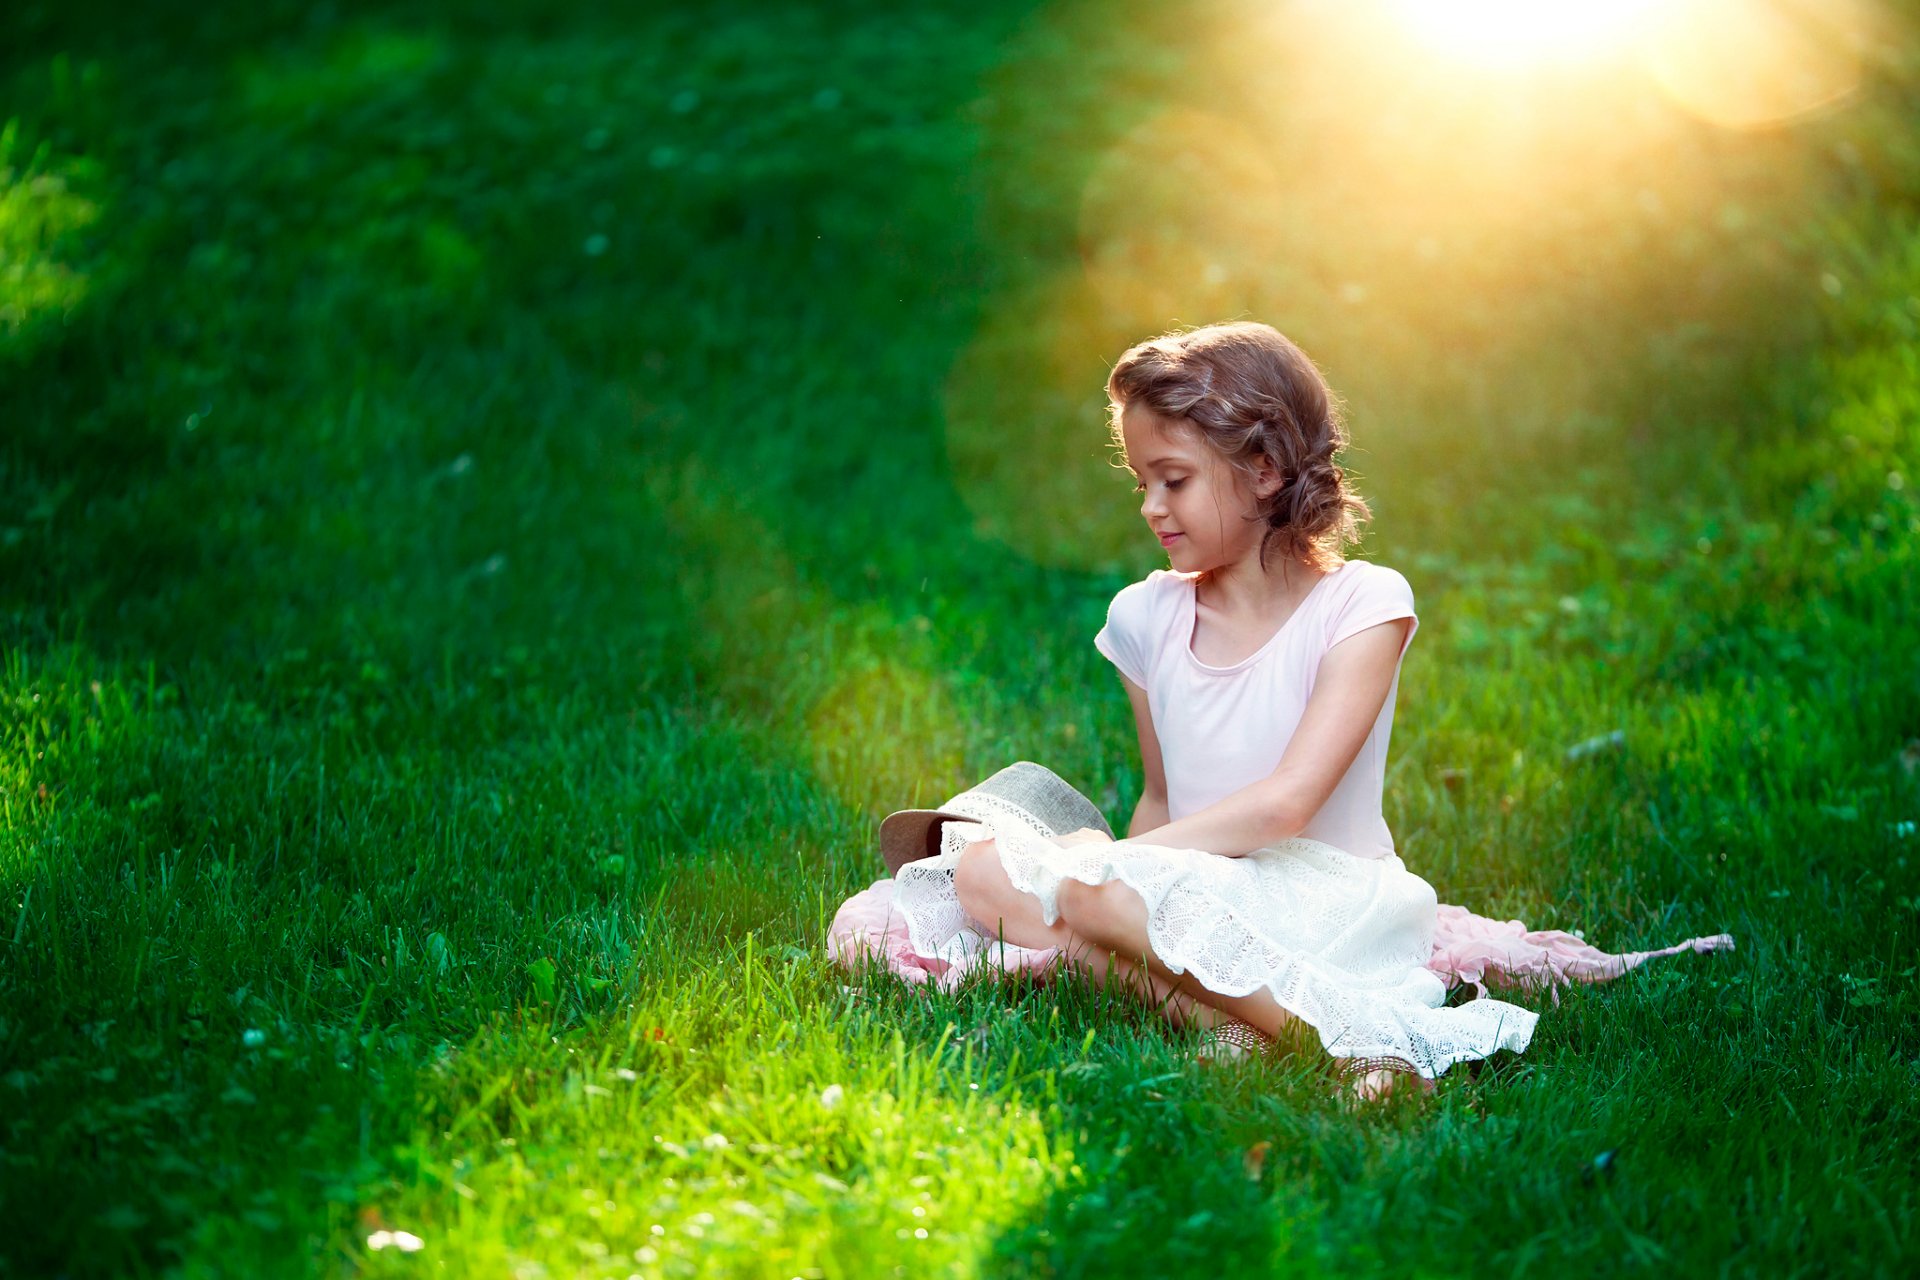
[1095,569,1195,686]
[1109,566,1195,604]
[1325,558,1414,597]
[1317,559,1419,654]
[1102,568,1195,640]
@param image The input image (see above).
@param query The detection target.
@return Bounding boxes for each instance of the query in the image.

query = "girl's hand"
[1053,827,1115,848]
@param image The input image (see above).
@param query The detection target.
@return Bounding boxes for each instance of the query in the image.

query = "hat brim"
[879,807,971,877]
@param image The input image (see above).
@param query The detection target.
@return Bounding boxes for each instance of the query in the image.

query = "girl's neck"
[1197,555,1340,621]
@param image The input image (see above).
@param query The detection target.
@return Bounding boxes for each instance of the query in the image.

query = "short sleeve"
[1326,564,1419,662]
[1093,576,1159,687]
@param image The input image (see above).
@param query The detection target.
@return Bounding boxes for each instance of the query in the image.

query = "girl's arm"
[1123,618,1412,857]
[1128,790,1171,838]
[1118,675,1171,837]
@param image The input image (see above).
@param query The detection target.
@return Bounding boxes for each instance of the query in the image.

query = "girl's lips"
[1158,532,1182,547]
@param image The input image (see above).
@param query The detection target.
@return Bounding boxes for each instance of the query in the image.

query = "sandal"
[1192,1017,1276,1064]
[1332,1054,1436,1102]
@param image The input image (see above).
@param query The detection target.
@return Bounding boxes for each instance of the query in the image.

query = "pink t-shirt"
[1093,560,1419,860]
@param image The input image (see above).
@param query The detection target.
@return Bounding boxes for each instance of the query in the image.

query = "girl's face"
[1119,403,1279,572]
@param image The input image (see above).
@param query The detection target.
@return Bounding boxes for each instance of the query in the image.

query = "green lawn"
[3,0,1918,1275]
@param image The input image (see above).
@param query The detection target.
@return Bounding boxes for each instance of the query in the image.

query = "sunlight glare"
[1640,0,1873,128]
[1076,107,1286,329]
[1391,0,1665,67]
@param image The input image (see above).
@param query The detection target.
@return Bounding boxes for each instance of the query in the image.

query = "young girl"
[929,321,1537,1100]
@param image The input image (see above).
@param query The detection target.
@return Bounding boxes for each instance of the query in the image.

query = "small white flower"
[819,1083,843,1109]
[701,1132,729,1150]
[367,1230,424,1252]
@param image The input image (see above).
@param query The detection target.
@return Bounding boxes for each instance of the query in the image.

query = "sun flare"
[1389,0,1666,67]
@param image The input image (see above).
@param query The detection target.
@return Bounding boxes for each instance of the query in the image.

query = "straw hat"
[878,761,1114,876]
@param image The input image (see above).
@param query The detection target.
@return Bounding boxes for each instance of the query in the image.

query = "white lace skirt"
[891,816,1538,1079]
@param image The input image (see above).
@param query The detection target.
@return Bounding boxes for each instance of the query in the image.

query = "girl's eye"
[1132,479,1186,493]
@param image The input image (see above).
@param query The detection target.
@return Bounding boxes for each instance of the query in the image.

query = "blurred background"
[7,0,1913,742]
[5,0,1914,809]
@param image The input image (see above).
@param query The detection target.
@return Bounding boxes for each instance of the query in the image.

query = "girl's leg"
[958,839,1415,1092]
[954,837,1238,1034]
[952,838,1072,952]
[1053,876,1310,1041]
[1111,938,1427,1097]
[1062,942,1231,1032]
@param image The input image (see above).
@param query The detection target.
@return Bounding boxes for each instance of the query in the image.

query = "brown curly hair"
[1105,321,1372,574]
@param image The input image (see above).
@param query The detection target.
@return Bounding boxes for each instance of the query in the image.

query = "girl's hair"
[1105,321,1372,575]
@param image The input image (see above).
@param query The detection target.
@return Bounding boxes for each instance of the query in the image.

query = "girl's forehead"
[1120,404,1206,466]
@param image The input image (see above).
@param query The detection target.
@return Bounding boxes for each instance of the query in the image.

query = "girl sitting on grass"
[911,320,1537,1101]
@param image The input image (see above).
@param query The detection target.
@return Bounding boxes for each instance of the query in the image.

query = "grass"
[2,0,1918,1275]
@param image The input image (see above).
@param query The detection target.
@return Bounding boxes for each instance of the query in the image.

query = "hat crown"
[939,762,1110,841]
[876,761,1112,876]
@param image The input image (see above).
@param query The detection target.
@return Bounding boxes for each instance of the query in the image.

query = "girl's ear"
[1252,458,1284,500]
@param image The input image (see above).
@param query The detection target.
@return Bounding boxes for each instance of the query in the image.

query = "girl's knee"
[952,839,1002,916]
[955,838,998,881]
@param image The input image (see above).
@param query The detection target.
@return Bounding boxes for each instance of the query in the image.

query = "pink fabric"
[827,878,1056,993]
[826,877,1734,1001]
[1427,903,1735,1006]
